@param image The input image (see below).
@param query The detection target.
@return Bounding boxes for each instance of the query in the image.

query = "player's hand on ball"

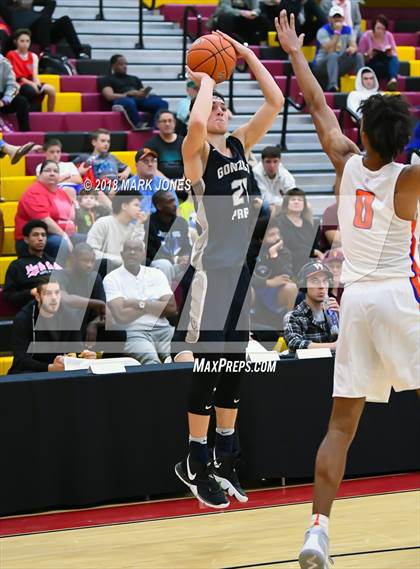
[275,10,305,54]
[213,30,251,58]
[186,66,215,88]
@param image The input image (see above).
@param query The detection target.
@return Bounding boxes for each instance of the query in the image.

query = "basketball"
[187,33,237,84]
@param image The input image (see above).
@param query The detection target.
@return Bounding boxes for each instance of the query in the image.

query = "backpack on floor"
[38,53,76,76]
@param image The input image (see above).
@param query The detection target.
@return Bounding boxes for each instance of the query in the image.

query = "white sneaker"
[298,526,331,569]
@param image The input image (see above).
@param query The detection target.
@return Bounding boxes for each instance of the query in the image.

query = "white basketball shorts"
[334,277,420,403]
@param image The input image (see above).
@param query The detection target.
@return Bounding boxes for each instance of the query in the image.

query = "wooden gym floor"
[1,473,419,569]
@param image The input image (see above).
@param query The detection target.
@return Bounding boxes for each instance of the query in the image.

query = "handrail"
[339,106,362,147]
[95,0,104,20]
[135,0,157,49]
[228,71,235,115]
[280,66,305,151]
[178,6,202,80]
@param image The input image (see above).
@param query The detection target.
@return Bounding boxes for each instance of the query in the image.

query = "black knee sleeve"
[213,368,245,409]
[188,362,219,415]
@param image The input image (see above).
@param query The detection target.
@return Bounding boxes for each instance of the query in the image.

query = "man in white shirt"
[252,146,296,209]
[103,240,177,365]
[86,191,145,270]
[35,138,82,201]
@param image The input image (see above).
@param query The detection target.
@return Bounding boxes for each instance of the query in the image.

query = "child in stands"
[7,28,56,112]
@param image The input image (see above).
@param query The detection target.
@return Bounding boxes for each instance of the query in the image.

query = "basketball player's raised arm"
[275,11,359,177]
[215,31,284,155]
[182,70,215,183]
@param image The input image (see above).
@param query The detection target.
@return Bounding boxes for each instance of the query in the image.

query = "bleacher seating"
[0,0,419,372]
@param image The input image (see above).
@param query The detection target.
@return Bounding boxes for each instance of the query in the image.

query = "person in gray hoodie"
[346,66,380,119]
[0,53,30,130]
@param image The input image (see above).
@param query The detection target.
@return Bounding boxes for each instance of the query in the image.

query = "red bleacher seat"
[161,4,215,25]
[3,132,45,146]
[393,33,420,47]
[126,131,154,150]
[0,289,17,318]
[60,75,99,93]
[81,93,111,112]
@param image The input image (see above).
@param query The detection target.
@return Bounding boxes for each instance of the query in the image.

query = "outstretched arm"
[275,10,360,179]
[182,70,215,184]
[215,31,284,155]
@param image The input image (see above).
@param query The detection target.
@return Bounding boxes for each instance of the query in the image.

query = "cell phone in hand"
[142,86,152,96]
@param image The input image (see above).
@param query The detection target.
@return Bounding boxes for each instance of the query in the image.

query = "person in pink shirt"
[15,160,76,262]
[359,14,399,91]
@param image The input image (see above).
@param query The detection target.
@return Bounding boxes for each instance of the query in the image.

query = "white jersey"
[338,154,419,285]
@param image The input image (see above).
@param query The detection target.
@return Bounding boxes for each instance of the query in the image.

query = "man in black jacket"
[8,277,95,374]
[3,219,62,310]
[147,190,191,283]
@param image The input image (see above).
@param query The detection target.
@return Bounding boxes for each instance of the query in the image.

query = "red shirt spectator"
[6,49,36,84]
[15,162,75,241]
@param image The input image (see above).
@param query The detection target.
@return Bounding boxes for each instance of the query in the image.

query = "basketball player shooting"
[276,10,420,569]
[173,31,284,509]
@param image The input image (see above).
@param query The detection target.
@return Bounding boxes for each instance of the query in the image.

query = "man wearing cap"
[129,148,179,216]
[314,5,363,92]
[284,261,340,353]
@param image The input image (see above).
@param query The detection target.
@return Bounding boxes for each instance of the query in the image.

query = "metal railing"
[96,0,104,20]
[178,6,202,79]
[280,65,305,151]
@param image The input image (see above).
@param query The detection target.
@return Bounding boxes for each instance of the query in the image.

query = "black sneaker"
[210,450,248,503]
[175,455,230,509]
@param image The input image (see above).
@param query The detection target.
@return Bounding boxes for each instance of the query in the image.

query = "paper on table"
[296,348,332,359]
[246,339,280,362]
[64,357,140,373]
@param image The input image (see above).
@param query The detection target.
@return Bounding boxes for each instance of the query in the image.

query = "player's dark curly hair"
[359,94,413,162]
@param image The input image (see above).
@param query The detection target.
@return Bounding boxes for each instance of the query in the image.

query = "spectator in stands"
[252,146,296,210]
[314,5,363,92]
[284,261,339,353]
[248,219,297,313]
[273,0,326,44]
[320,0,362,39]
[0,138,38,163]
[86,191,145,270]
[128,147,177,216]
[147,190,191,282]
[278,188,321,276]
[55,242,123,351]
[0,52,29,130]
[76,128,130,202]
[317,200,340,252]
[75,189,110,235]
[36,138,82,202]
[99,54,168,130]
[359,15,399,91]
[103,239,177,365]
[0,0,89,58]
[346,67,380,119]
[176,80,198,136]
[8,277,96,375]
[406,121,420,165]
[15,160,76,261]
[144,110,184,179]
[7,29,56,111]
[207,0,269,45]
[323,247,344,303]
[3,219,62,310]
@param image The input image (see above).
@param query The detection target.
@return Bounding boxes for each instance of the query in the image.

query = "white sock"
[311,513,329,534]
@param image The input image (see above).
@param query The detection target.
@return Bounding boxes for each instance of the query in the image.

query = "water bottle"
[323,296,339,337]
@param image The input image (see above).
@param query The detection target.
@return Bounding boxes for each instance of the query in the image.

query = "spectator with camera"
[284,261,339,353]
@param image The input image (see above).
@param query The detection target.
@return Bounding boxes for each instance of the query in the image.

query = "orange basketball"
[187,34,237,84]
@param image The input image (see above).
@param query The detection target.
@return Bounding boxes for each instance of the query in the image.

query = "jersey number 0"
[353,189,375,229]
